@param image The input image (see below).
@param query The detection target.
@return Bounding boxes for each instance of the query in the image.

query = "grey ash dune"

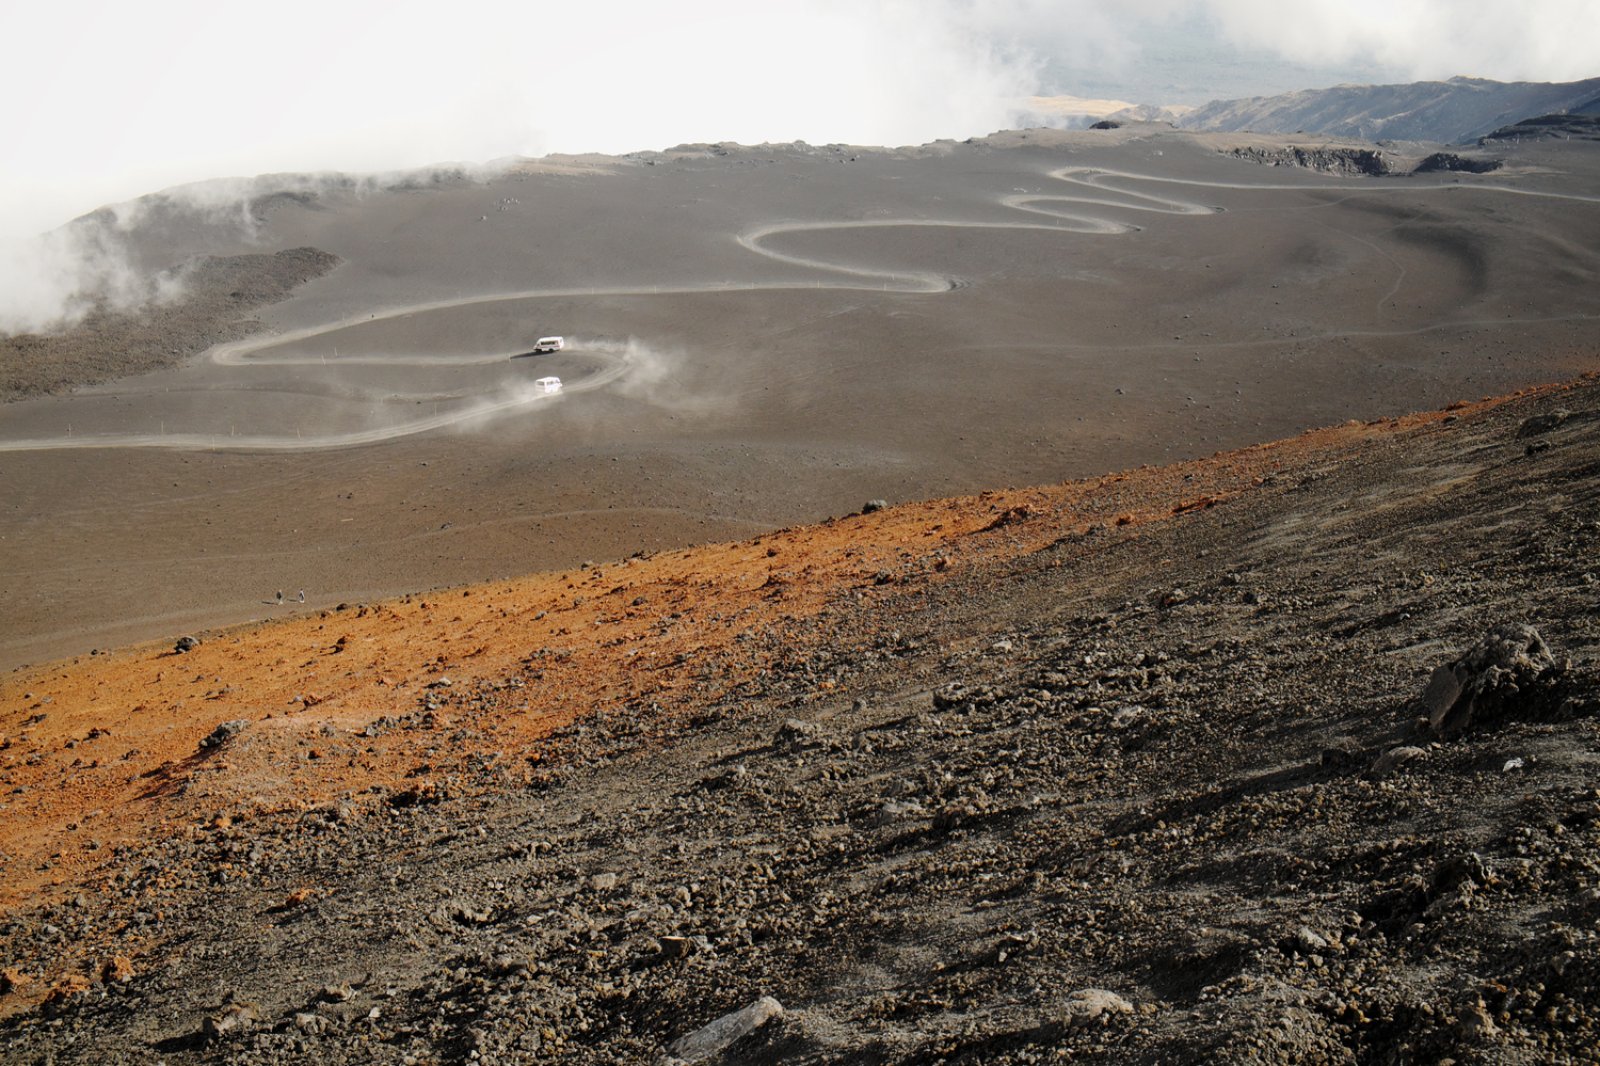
[2,380,1597,1063]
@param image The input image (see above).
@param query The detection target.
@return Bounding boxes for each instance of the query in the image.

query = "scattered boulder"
[1319,737,1364,769]
[388,782,441,808]
[654,935,712,963]
[1090,120,1123,130]
[657,936,695,961]
[1457,1002,1501,1042]
[43,974,91,1005]
[1295,926,1331,953]
[278,887,316,910]
[867,799,925,828]
[199,719,249,750]
[440,901,494,926]
[1431,852,1490,896]
[666,995,783,1063]
[203,1001,260,1039]
[772,718,830,753]
[932,796,989,834]
[488,954,531,978]
[982,504,1037,530]
[1371,745,1427,776]
[861,499,888,514]
[1062,988,1134,1025]
[1422,624,1564,736]
[174,635,201,654]
[1516,409,1570,438]
[100,956,135,984]
[932,682,1006,712]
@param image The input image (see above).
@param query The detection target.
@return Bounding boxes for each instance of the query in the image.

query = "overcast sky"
[0,0,1595,329]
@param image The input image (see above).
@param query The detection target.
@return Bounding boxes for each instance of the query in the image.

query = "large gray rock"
[199,719,250,750]
[772,718,830,753]
[1516,409,1570,439]
[1423,624,1560,736]
[1371,745,1427,776]
[1062,988,1134,1025]
[667,996,783,1063]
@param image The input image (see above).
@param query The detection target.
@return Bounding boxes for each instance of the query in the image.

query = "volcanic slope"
[3,127,1599,668]
[1,374,1597,1063]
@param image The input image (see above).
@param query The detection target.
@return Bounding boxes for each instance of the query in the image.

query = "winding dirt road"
[2,166,1595,455]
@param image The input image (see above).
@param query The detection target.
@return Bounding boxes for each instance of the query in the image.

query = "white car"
[534,376,563,392]
[532,336,564,353]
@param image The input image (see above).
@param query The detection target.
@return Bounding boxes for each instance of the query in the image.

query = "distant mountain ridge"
[1114,75,1600,145]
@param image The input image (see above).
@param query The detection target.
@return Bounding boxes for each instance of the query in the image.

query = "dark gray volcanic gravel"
[2,380,1599,1063]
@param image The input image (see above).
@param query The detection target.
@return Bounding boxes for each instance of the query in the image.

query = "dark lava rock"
[198,719,249,749]
[1371,745,1428,776]
[387,782,442,808]
[1516,409,1571,438]
[174,635,201,653]
[1413,152,1502,174]
[1422,623,1564,736]
[1319,736,1364,768]
[1228,146,1392,176]
[772,718,830,753]
[202,1001,259,1039]
[1431,851,1490,896]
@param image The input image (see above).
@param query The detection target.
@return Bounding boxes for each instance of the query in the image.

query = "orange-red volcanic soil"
[0,387,1545,918]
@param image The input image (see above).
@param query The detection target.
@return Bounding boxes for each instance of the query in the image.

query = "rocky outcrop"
[1422,624,1567,735]
[1413,152,1503,174]
[1227,145,1392,176]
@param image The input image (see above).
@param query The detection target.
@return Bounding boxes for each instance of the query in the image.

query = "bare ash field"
[2,125,1598,668]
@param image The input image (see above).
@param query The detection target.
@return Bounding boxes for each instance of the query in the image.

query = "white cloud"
[1201,0,1600,82]
[0,0,1045,330]
[1,1,1039,240]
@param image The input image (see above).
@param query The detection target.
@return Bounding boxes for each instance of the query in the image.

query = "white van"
[534,376,563,392]
[532,336,564,353]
